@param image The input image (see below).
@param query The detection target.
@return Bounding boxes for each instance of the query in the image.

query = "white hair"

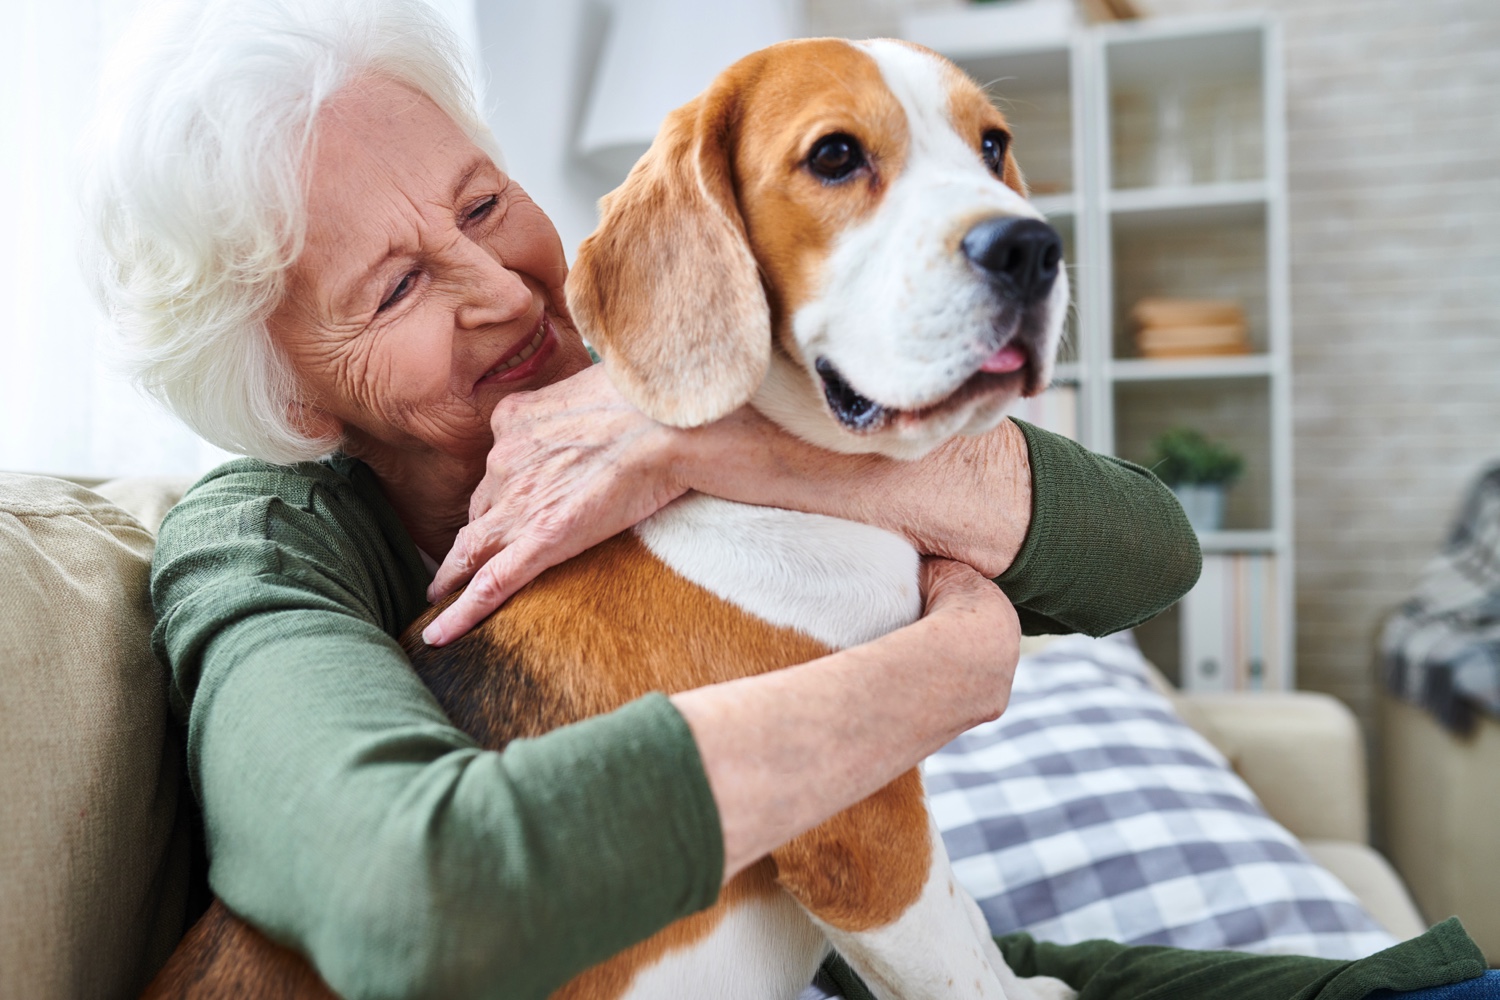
[82,0,502,464]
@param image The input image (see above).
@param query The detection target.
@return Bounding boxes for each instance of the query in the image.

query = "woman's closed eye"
[378,270,419,313]
[463,194,498,226]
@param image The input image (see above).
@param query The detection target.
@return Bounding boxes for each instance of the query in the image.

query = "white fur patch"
[635,494,921,651]
[618,889,829,1000]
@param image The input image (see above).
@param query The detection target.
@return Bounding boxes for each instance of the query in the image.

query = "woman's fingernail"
[423,624,442,646]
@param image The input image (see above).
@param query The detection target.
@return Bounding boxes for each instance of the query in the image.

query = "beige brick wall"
[808,0,1500,752]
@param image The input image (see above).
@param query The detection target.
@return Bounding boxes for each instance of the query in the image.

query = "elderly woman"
[82,2,1488,1000]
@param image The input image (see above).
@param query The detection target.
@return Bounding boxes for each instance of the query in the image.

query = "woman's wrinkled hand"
[422,364,690,646]
[916,558,1022,727]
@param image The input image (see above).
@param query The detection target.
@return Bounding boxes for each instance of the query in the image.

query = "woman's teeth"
[486,323,547,377]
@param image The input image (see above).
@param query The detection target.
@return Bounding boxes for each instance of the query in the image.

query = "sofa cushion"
[1301,840,1427,941]
[927,634,1397,960]
[0,475,191,1000]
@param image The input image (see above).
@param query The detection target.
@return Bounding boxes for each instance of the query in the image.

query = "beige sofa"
[0,473,1430,999]
[1382,695,1500,963]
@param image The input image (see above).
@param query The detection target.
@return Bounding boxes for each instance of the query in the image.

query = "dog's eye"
[981,130,1010,177]
[807,133,866,182]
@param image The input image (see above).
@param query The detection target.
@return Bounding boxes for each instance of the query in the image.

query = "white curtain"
[0,0,479,479]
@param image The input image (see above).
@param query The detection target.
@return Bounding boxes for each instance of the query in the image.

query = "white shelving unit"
[903,11,1295,690]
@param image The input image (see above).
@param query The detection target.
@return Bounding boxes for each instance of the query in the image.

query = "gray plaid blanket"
[1381,462,1500,733]
[927,634,1391,959]
[802,634,1392,998]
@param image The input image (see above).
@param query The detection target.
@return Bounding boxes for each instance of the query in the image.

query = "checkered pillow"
[925,634,1396,960]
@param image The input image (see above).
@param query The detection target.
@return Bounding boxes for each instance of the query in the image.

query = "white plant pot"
[1172,483,1227,533]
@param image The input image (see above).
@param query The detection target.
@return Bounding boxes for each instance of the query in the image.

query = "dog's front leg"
[953,867,1076,1000]
[772,770,1074,1000]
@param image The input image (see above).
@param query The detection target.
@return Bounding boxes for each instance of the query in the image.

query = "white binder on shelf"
[1180,553,1280,692]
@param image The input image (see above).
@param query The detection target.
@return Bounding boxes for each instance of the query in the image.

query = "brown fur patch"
[405,533,832,720]
[772,768,932,931]
[142,901,336,1000]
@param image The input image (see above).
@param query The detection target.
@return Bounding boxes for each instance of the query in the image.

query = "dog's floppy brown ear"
[566,79,769,428]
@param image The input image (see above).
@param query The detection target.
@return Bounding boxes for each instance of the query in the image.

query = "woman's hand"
[912,557,1023,723]
[676,557,1021,881]
[422,365,691,645]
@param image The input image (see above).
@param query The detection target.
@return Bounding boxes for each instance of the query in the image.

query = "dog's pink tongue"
[980,345,1027,374]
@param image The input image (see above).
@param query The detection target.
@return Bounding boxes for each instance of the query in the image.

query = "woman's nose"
[453,246,533,331]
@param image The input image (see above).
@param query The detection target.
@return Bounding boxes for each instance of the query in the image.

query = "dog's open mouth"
[816,341,1042,433]
[815,358,887,431]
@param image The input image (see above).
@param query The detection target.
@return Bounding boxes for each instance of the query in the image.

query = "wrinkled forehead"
[731,38,1012,183]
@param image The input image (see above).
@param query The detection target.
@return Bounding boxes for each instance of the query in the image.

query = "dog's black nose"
[961,217,1063,305]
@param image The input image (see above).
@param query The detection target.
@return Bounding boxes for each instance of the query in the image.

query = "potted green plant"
[1149,427,1243,532]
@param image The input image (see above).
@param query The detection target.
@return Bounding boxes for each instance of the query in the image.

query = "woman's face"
[272,76,592,465]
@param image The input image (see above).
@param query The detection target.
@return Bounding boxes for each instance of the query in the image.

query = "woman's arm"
[157,461,1019,999]
[681,405,1202,637]
[424,364,1199,645]
[671,402,1034,579]
[680,559,1018,879]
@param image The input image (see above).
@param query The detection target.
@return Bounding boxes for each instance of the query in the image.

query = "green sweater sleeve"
[822,918,1487,1000]
[999,420,1202,637]
[151,459,722,1000]
[990,918,1487,1000]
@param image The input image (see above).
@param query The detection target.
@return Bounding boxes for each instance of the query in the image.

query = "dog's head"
[567,37,1068,459]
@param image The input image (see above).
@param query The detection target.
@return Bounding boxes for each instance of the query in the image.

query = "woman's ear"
[566,77,769,428]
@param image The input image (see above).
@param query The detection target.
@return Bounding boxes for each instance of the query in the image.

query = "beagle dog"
[146,37,1071,1000]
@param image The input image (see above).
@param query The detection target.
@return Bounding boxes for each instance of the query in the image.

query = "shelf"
[1104,16,1266,85]
[1198,530,1279,554]
[1108,181,1268,227]
[1110,355,1273,381]
[1051,361,1080,384]
[1031,193,1076,218]
[901,7,1073,67]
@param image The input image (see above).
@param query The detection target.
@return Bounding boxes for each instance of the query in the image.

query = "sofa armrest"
[1169,691,1369,844]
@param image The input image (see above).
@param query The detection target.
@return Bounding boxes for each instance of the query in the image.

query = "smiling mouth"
[815,340,1039,432]
[477,315,553,387]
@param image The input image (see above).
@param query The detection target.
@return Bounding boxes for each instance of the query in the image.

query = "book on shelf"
[1180,552,1280,692]
[1130,297,1250,359]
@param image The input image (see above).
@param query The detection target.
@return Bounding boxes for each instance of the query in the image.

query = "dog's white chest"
[634,495,922,650]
